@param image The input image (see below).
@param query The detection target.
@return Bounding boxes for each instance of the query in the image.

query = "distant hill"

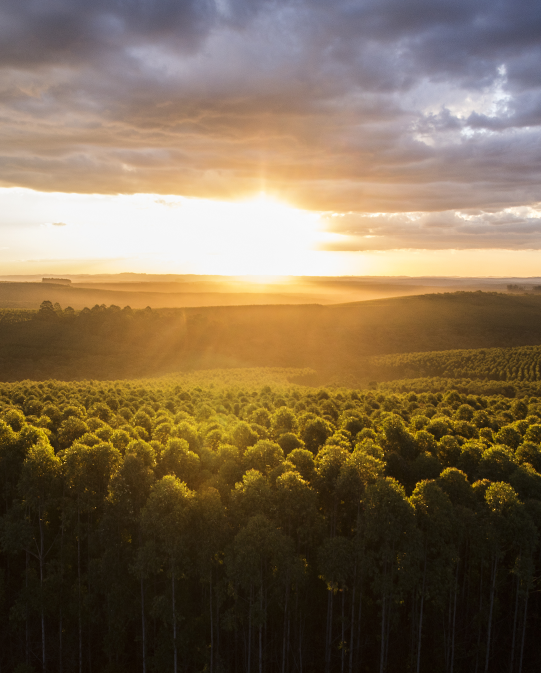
[2,291,541,382]
[0,281,320,309]
[0,276,526,310]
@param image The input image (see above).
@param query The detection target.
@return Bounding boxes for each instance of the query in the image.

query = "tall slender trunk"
[474,569,483,673]
[59,611,63,673]
[248,585,252,673]
[216,579,220,667]
[39,507,46,673]
[518,589,528,673]
[87,515,92,673]
[26,550,30,669]
[296,587,303,673]
[259,581,263,673]
[450,562,459,673]
[209,573,214,673]
[59,507,64,673]
[445,583,452,671]
[510,573,519,673]
[282,576,290,673]
[410,593,417,672]
[341,590,345,673]
[141,575,146,673]
[416,552,427,673]
[379,592,386,673]
[348,582,356,673]
[172,564,177,673]
[485,555,498,673]
[384,593,392,673]
[355,584,363,673]
[325,589,334,673]
[78,505,82,673]
[287,606,291,673]
[299,610,303,673]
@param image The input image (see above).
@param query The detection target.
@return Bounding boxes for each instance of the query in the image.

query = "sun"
[157,192,327,275]
[0,187,345,276]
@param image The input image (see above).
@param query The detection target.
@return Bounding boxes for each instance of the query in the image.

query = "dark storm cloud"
[1,0,541,248]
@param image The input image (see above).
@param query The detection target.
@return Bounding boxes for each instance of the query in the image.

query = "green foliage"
[1,373,541,672]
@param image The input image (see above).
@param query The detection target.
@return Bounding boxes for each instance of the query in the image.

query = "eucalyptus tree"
[16,437,61,673]
[225,514,297,673]
[62,440,121,673]
[315,446,350,538]
[363,477,417,673]
[140,475,195,673]
[318,535,354,673]
[158,437,200,487]
[274,470,320,673]
[193,487,228,673]
[480,482,535,673]
[409,480,456,673]
[103,441,155,672]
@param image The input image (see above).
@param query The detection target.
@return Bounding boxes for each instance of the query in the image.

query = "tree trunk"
[59,508,65,673]
[172,564,177,673]
[485,555,498,673]
[474,568,483,673]
[141,575,146,673]
[209,574,213,673]
[384,593,392,673]
[349,582,356,673]
[259,583,263,673]
[416,552,427,673]
[379,592,386,673]
[450,562,459,673]
[518,589,528,673]
[356,583,363,673]
[248,585,252,673]
[78,506,82,673]
[87,516,92,673]
[59,611,63,673]
[325,589,334,673]
[26,550,30,669]
[296,588,303,673]
[282,576,289,673]
[39,506,46,673]
[510,573,519,673]
[341,589,345,673]
[216,580,220,668]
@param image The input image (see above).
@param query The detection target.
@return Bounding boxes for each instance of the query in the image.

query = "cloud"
[319,206,541,250]
[0,0,541,224]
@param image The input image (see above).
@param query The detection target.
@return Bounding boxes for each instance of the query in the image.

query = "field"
[0,275,537,311]
[3,291,541,383]
[2,290,541,672]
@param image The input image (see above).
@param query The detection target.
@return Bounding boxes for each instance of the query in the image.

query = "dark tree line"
[1,378,541,672]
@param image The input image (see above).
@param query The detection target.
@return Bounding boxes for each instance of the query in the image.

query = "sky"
[1,0,541,276]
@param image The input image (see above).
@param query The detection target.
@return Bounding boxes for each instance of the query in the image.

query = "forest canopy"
[1,373,541,672]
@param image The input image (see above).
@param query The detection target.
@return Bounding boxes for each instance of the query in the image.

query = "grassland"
[3,291,541,383]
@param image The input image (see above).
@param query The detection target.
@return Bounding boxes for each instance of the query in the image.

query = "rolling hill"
[2,291,541,382]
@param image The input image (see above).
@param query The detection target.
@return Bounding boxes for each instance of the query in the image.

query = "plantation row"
[2,376,541,672]
[370,345,541,383]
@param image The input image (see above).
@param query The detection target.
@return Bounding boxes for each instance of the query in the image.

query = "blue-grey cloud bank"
[1,0,541,249]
